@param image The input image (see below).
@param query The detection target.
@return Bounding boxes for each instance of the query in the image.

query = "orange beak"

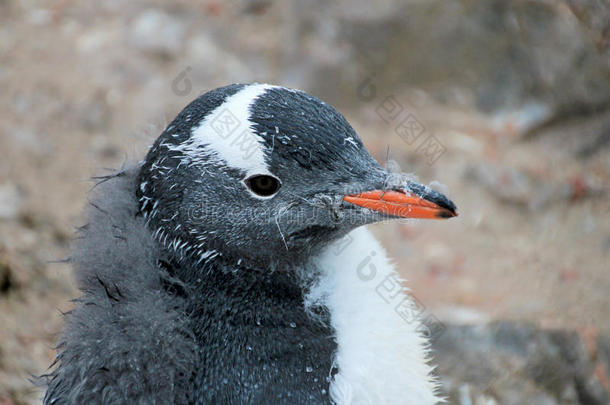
[343,189,457,219]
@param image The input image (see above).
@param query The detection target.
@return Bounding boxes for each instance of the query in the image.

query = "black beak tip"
[434,194,458,216]
[436,209,457,219]
[406,181,458,217]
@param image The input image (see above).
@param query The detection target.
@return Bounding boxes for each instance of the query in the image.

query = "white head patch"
[168,84,277,176]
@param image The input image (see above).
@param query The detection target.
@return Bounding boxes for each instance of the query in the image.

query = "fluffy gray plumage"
[43,168,197,404]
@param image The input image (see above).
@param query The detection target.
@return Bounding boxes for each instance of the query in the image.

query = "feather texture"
[43,167,198,404]
[310,227,443,404]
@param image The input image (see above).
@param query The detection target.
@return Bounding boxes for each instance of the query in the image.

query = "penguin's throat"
[156,239,325,314]
[156,249,336,400]
[153,224,326,276]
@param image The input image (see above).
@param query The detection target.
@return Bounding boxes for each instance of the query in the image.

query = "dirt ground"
[1,1,608,403]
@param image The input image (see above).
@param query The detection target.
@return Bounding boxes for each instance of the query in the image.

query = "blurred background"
[0,0,609,403]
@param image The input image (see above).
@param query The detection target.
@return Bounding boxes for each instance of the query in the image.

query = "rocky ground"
[1,1,609,404]
[434,322,610,404]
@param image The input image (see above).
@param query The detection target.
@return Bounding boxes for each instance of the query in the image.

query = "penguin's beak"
[343,182,457,220]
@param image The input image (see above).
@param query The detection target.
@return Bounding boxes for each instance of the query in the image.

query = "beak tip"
[436,209,458,219]
[430,193,457,215]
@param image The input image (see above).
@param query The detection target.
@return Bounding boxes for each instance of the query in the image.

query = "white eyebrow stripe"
[174,83,278,175]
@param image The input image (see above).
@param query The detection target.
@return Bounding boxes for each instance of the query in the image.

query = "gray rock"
[290,0,610,117]
[433,322,610,404]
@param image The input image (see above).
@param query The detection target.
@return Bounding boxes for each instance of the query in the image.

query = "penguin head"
[137,84,456,268]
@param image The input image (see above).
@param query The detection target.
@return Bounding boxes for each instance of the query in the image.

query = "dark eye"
[245,175,281,197]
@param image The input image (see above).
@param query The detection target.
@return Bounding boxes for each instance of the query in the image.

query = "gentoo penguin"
[43,84,457,404]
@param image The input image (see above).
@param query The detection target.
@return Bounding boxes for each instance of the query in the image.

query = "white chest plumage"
[308,226,442,405]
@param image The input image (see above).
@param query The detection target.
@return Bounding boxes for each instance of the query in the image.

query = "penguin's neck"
[158,226,442,404]
[160,252,336,404]
[308,226,442,404]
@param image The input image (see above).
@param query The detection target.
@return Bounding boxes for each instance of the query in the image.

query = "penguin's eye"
[245,175,281,197]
